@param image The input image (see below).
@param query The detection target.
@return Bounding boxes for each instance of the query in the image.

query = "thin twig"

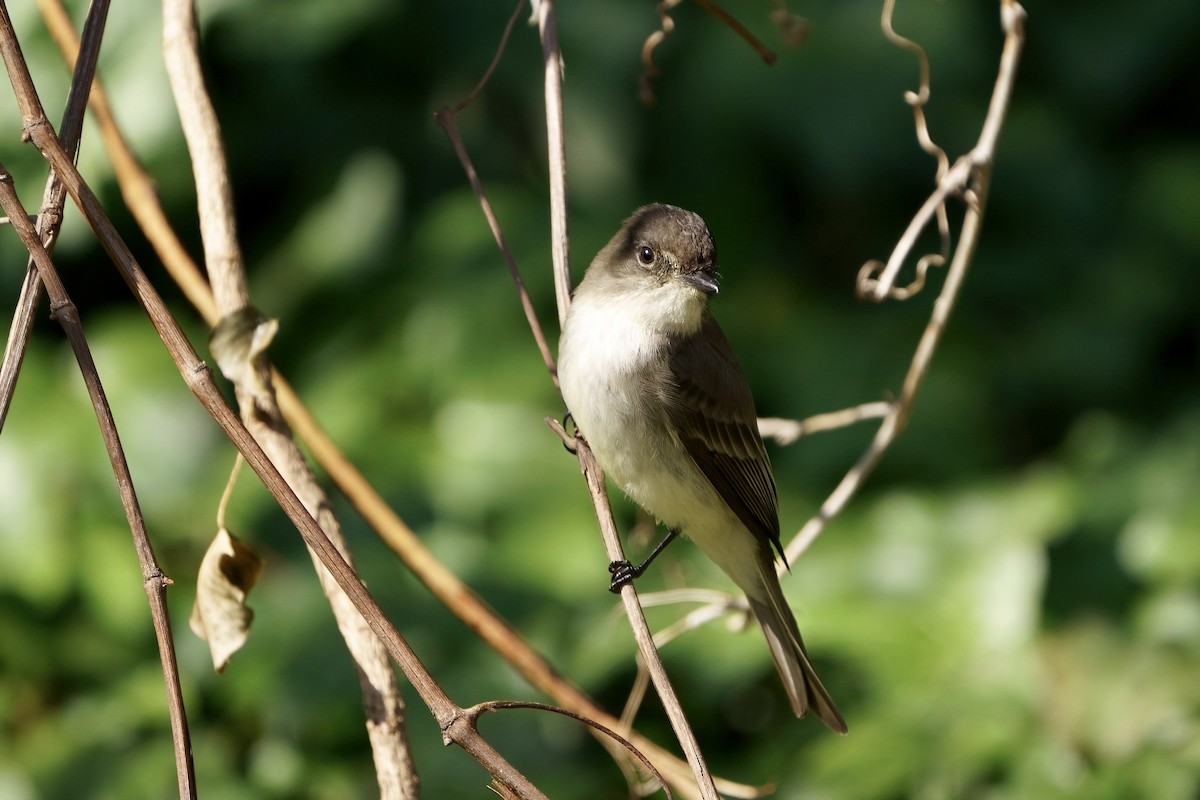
[0,13,545,797]
[37,0,216,320]
[434,1,557,384]
[783,0,1026,563]
[692,0,776,64]
[436,114,558,384]
[467,700,673,798]
[0,268,43,432]
[640,0,683,105]
[619,591,746,734]
[856,0,957,302]
[0,3,197,795]
[641,0,776,104]
[758,401,892,445]
[535,0,572,326]
[0,0,110,430]
[549,420,722,800]
[880,0,949,174]
[215,454,242,533]
[0,162,197,800]
[160,0,419,792]
[880,0,951,280]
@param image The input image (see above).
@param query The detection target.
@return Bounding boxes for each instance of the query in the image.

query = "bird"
[556,203,846,732]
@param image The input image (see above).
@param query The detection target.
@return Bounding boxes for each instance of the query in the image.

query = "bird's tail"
[746,566,847,734]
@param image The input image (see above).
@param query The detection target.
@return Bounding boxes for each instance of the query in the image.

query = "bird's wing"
[662,313,784,561]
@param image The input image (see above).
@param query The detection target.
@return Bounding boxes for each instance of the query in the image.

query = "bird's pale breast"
[559,284,730,538]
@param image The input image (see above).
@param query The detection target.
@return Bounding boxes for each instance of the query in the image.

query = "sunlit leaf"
[189,527,264,673]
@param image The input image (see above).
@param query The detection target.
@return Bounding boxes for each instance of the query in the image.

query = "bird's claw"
[561,411,579,454]
[608,560,641,593]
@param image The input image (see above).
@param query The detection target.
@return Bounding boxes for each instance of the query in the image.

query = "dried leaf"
[208,305,278,399]
[189,527,264,673]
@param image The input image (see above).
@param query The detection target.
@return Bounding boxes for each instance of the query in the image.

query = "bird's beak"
[681,269,720,295]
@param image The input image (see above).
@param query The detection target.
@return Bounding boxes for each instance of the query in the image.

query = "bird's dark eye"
[636,245,655,266]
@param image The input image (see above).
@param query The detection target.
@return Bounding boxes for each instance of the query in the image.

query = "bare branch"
[159,0,246,312]
[1,0,111,430]
[548,420,722,800]
[437,115,559,383]
[535,0,572,325]
[642,0,778,104]
[0,161,198,800]
[0,3,197,795]
[758,401,892,445]
[467,700,673,799]
[692,0,776,65]
[38,0,217,320]
[880,0,949,174]
[784,0,1027,563]
[434,0,557,385]
[160,0,422,792]
[640,0,682,104]
[618,590,748,738]
[879,0,951,284]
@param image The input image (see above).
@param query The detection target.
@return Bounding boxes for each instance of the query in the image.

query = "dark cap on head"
[621,204,716,269]
[594,204,719,294]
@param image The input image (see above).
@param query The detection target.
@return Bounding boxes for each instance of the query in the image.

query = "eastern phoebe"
[557,204,846,733]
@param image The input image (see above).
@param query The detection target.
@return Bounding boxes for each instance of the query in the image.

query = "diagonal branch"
[434,0,556,385]
[0,2,196,795]
[36,0,216,320]
[438,109,558,384]
[783,0,1027,564]
[0,0,111,430]
[758,402,892,445]
[159,0,418,794]
[549,422,722,800]
[0,161,197,800]
[467,700,673,799]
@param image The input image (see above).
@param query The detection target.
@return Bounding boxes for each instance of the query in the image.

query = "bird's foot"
[608,560,643,593]
[607,529,680,593]
[560,411,579,454]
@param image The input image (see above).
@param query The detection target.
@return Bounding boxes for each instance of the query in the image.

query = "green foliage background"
[2,0,1198,797]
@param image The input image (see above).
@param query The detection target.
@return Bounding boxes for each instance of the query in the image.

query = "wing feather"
[664,313,784,561]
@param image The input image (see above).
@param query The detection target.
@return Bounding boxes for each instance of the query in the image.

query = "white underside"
[558,281,766,596]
